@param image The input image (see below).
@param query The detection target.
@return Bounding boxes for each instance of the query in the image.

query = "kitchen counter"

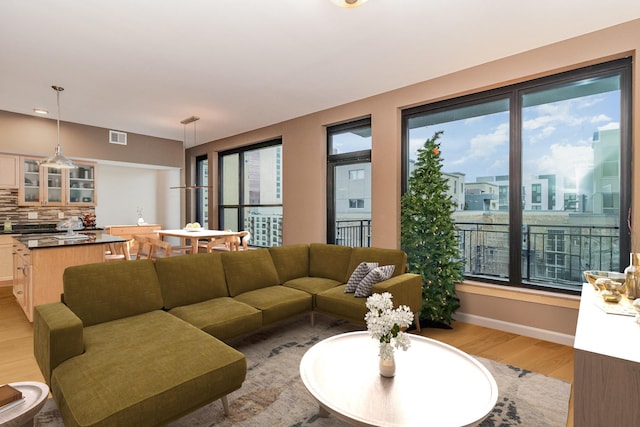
[13,231,124,249]
[0,226,103,235]
[12,232,125,322]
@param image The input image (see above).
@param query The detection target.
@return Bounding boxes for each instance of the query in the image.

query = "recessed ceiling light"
[331,0,369,8]
[33,108,48,115]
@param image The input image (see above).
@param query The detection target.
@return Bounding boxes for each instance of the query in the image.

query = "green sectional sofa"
[34,243,422,427]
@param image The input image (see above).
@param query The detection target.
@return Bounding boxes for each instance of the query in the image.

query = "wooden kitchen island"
[13,232,125,322]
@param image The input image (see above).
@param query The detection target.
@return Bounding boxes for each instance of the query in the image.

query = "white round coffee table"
[0,382,49,427]
[300,331,498,427]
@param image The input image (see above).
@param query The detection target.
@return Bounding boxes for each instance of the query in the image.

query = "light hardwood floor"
[0,286,574,426]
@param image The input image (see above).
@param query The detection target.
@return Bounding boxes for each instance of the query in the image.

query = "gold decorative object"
[584,270,625,291]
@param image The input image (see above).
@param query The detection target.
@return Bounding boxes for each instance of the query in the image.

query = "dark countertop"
[13,231,125,249]
[1,226,103,235]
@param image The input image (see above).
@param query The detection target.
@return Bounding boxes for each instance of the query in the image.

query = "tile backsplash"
[0,188,95,226]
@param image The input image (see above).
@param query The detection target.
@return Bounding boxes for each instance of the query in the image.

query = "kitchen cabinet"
[12,232,124,322]
[12,243,30,312]
[0,154,19,187]
[0,234,17,284]
[67,162,97,205]
[18,156,97,206]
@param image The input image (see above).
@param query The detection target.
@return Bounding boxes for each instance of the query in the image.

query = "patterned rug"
[34,315,570,426]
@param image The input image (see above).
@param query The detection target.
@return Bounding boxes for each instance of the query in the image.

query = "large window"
[327,118,372,247]
[402,59,631,293]
[195,155,209,229]
[218,140,282,247]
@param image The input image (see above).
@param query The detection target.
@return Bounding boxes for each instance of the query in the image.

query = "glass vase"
[379,353,396,378]
[624,253,640,300]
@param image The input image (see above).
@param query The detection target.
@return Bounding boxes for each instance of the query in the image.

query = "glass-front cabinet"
[67,163,96,205]
[18,157,96,206]
[20,158,42,205]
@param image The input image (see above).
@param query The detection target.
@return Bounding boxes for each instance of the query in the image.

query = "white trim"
[453,312,576,347]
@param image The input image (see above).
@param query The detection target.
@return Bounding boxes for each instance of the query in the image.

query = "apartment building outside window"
[195,155,209,229]
[327,118,372,247]
[218,139,283,247]
[402,58,631,293]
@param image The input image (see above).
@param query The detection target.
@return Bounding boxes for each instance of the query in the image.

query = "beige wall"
[0,110,183,168]
[0,110,185,228]
[187,19,640,341]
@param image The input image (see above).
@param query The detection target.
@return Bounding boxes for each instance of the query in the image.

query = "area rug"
[34,315,570,426]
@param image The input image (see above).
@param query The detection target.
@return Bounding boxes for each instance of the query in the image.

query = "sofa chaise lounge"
[34,243,422,427]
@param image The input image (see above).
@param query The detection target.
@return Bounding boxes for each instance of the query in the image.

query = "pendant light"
[170,115,209,190]
[40,85,77,169]
[330,0,369,8]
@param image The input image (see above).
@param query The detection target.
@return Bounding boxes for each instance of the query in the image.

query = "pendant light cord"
[53,85,64,149]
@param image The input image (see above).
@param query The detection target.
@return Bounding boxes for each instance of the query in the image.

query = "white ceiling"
[2,0,639,148]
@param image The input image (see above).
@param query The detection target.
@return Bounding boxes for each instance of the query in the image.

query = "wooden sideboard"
[573,284,640,426]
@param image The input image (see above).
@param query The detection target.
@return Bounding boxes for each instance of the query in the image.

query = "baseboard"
[453,312,576,347]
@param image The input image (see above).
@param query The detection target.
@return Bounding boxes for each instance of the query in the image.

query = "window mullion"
[510,91,523,283]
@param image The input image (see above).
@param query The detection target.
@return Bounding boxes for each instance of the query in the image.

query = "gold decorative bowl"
[583,270,625,291]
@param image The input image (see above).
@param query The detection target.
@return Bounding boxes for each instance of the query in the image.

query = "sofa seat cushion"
[315,285,368,325]
[233,286,312,326]
[283,277,341,307]
[169,297,262,341]
[51,310,246,427]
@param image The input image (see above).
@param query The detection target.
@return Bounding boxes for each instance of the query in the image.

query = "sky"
[408,84,621,186]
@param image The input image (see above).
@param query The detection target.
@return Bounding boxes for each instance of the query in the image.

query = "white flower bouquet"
[365,292,414,360]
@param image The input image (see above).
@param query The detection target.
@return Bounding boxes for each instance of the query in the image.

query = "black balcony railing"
[335,219,371,247]
[335,219,619,290]
[456,222,620,290]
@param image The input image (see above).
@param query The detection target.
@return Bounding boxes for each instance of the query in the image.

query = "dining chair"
[205,235,240,252]
[133,235,153,260]
[236,231,251,251]
[104,239,133,261]
[148,238,192,260]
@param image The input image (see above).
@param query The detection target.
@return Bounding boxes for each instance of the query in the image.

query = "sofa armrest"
[372,273,423,314]
[33,302,84,386]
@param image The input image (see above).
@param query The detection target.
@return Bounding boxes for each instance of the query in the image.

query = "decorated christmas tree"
[401,131,464,327]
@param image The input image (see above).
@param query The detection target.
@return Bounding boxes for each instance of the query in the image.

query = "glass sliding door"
[219,140,282,247]
[195,155,209,229]
[327,118,372,247]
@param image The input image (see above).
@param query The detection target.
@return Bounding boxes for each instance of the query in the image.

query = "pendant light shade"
[330,0,369,8]
[40,85,77,169]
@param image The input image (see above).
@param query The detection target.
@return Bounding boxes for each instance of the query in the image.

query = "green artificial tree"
[401,131,464,327]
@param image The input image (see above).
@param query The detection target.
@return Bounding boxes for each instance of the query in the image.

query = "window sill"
[457,280,581,310]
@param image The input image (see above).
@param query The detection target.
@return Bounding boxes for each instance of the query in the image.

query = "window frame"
[401,58,632,294]
[327,117,372,246]
[217,138,283,246]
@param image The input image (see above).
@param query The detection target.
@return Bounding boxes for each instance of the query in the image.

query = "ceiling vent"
[109,130,127,145]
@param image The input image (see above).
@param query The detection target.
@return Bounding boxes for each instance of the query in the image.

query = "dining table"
[156,229,243,254]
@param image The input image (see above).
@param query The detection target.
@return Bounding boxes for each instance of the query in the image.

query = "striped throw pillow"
[354,265,395,297]
[345,262,378,293]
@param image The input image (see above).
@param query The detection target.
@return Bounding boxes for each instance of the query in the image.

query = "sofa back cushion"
[347,247,407,279]
[309,243,353,283]
[222,249,281,296]
[269,244,310,283]
[154,253,229,309]
[63,260,163,327]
